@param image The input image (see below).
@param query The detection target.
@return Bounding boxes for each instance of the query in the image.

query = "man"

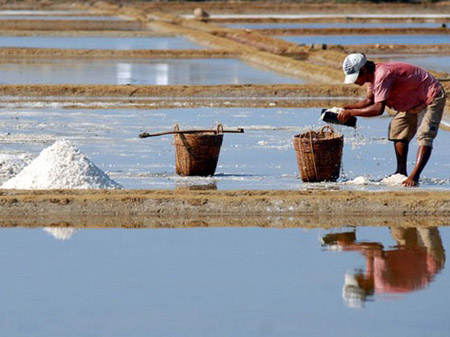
[337,53,446,186]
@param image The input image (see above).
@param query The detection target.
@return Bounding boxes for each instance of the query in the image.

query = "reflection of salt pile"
[381,173,408,186]
[43,227,77,241]
[1,140,122,189]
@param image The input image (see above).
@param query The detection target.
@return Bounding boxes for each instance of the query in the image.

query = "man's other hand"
[337,109,353,123]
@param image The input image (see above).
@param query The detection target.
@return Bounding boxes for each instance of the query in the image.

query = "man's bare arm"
[343,91,374,109]
[338,101,386,123]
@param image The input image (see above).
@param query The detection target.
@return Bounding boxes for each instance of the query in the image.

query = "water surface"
[279,34,450,45]
[0,225,448,336]
[0,59,303,85]
[224,22,445,29]
[0,15,125,21]
[371,55,450,73]
[0,36,202,50]
[0,107,448,190]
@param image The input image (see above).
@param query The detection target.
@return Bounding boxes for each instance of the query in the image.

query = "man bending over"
[338,53,446,186]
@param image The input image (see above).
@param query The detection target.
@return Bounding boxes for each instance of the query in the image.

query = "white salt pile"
[0,153,31,178]
[381,173,408,186]
[1,140,122,189]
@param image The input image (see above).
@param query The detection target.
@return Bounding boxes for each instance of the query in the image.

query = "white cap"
[342,53,367,84]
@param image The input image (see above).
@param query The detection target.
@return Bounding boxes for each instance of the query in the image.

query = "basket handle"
[217,123,223,134]
[174,123,180,131]
[320,125,334,135]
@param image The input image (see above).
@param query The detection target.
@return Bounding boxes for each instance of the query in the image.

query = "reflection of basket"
[174,124,223,176]
[293,125,343,182]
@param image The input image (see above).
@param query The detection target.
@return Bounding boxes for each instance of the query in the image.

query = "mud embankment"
[0,189,449,221]
[0,83,364,99]
[0,19,144,31]
[0,47,237,59]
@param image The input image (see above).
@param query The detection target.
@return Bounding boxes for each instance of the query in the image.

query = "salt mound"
[381,173,408,186]
[0,153,30,178]
[1,140,122,189]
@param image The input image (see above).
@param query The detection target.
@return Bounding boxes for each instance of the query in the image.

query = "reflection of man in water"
[322,227,445,308]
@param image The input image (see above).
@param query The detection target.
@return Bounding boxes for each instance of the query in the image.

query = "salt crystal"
[1,140,122,189]
[346,176,370,185]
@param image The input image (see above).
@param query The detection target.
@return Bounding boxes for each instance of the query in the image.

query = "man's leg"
[402,145,432,187]
[389,112,416,177]
[404,88,446,187]
[393,140,408,176]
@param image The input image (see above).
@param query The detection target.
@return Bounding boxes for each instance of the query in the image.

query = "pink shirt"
[367,62,442,112]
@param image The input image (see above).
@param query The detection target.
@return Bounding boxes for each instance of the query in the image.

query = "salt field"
[0,15,125,20]
[373,55,450,73]
[0,107,448,190]
[280,34,450,45]
[0,225,448,336]
[0,1,449,336]
[224,22,446,29]
[0,59,303,85]
[0,36,202,50]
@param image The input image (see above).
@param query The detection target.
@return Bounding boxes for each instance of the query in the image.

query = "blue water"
[373,55,450,73]
[0,15,125,20]
[0,59,304,85]
[224,22,445,29]
[0,36,202,50]
[279,34,450,45]
[0,225,448,336]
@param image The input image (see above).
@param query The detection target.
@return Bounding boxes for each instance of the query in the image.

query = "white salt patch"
[344,176,371,185]
[43,227,77,241]
[350,176,371,185]
[381,173,408,186]
[1,140,122,189]
[0,153,31,177]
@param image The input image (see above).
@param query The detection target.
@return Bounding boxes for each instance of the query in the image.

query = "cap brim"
[344,72,359,84]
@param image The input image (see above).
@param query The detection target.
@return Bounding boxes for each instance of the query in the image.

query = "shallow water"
[224,22,445,29]
[0,225,448,336]
[0,36,202,50]
[185,14,450,19]
[279,34,450,45]
[0,59,303,85]
[0,107,448,190]
[371,55,450,73]
[0,15,125,20]
[0,10,93,15]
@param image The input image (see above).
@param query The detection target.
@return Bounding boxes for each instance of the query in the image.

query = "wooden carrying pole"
[139,128,244,138]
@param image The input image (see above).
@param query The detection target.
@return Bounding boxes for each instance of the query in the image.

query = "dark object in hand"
[320,109,357,128]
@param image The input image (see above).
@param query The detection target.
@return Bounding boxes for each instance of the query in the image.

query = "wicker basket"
[293,125,343,182]
[174,124,223,176]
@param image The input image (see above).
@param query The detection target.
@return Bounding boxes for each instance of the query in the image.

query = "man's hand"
[402,176,418,187]
[337,109,353,123]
